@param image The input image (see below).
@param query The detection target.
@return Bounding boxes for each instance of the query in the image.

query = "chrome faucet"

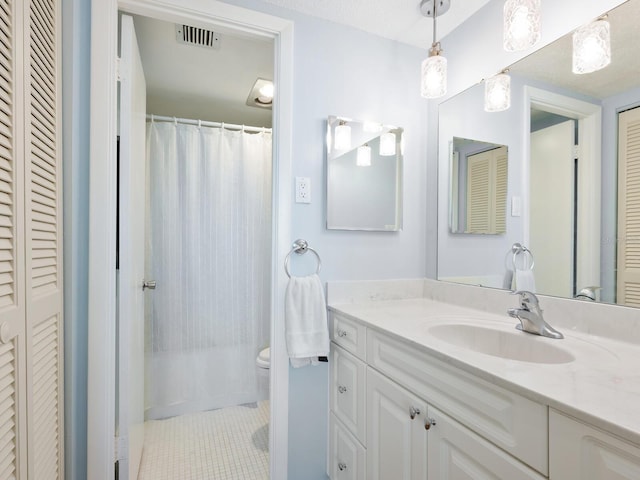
[507,291,564,339]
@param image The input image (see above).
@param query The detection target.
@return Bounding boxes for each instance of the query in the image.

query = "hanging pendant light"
[379,132,397,157]
[421,0,448,99]
[484,71,511,112]
[356,144,372,166]
[503,0,541,52]
[334,120,352,151]
[572,17,611,74]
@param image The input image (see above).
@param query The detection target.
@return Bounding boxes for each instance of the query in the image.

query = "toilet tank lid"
[258,347,270,363]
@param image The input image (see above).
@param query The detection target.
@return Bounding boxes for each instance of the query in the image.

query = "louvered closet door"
[0,0,27,478]
[617,107,640,307]
[466,151,492,233]
[494,146,508,234]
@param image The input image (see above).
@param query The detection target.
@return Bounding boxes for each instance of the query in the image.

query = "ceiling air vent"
[175,24,221,49]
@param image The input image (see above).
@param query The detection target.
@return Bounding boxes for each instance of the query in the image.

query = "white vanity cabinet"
[549,410,640,479]
[328,312,546,480]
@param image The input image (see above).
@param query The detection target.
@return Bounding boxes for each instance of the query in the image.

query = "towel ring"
[284,239,321,278]
[512,243,534,270]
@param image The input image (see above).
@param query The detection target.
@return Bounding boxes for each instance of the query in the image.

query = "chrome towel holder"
[512,242,534,270]
[284,239,322,278]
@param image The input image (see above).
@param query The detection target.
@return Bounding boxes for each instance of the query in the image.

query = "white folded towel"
[285,274,330,368]
[513,268,536,293]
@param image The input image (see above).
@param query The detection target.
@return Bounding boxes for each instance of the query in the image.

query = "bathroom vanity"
[326,279,640,480]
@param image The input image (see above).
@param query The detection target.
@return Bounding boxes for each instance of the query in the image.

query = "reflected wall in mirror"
[438,0,640,307]
[450,137,508,235]
[326,115,403,231]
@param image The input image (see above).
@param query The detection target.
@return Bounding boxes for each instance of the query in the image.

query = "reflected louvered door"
[466,152,491,233]
[617,107,640,307]
[494,146,508,234]
[22,0,63,477]
[0,0,26,478]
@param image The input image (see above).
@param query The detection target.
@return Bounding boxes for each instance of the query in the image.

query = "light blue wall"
[217,2,429,477]
[62,0,90,479]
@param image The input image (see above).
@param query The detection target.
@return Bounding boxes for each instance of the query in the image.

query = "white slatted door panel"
[466,152,491,233]
[0,0,26,478]
[494,146,508,234]
[617,107,640,307]
[22,0,63,478]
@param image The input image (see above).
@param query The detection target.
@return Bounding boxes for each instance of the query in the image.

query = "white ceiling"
[254,0,492,48]
[132,14,274,127]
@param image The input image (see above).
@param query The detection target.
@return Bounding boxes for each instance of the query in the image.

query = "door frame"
[87,1,294,479]
[523,86,602,293]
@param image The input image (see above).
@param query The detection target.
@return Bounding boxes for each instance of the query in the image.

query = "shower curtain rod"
[146,114,272,133]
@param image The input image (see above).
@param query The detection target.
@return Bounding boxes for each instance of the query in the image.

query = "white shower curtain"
[145,121,272,420]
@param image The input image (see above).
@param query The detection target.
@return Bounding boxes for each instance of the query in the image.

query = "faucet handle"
[512,290,540,309]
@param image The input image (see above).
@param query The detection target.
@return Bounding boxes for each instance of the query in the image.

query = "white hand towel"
[285,274,330,368]
[514,269,536,293]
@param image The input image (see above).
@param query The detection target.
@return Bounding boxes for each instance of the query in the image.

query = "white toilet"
[256,347,270,400]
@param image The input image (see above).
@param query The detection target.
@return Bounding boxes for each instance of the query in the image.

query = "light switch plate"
[511,196,522,217]
[295,177,311,203]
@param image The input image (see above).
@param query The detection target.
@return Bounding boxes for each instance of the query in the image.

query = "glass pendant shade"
[484,73,511,112]
[572,19,611,74]
[356,145,372,166]
[334,123,351,150]
[421,54,448,99]
[379,132,397,157]
[503,0,541,52]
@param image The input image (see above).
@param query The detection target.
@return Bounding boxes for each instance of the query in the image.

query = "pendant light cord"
[432,0,438,46]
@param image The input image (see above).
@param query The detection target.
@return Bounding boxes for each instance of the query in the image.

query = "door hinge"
[116,56,122,82]
[114,435,128,461]
[574,144,580,159]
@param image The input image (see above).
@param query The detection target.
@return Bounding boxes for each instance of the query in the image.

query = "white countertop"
[328,297,640,446]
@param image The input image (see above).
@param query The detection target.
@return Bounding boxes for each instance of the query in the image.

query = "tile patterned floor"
[138,401,269,480]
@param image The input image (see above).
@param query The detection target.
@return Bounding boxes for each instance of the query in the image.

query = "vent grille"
[175,24,220,49]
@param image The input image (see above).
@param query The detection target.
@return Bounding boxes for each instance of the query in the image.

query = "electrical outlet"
[296,177,311,204]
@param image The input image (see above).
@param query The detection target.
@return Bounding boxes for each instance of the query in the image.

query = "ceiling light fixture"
[334,120,352,151]
[420,0,450,99]
[503,0,541,52]
[357,144,372,167]
[380,132,397,157]
[246,78,274,109]
[484,70,511,112]
[572,16,611,74]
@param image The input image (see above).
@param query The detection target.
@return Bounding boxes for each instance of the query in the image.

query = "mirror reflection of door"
[616,106,640,307]
[530,117,576,298]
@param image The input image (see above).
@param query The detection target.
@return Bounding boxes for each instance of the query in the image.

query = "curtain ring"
[150,114,155,123]
[173,116,177,125]
[221,122,225,130]
[198,119,202,129]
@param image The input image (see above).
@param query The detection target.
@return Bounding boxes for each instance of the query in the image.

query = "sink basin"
[428,324,575,364]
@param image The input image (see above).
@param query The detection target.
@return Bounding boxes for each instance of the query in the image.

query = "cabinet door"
[367,368,428,480]
[428,407,545,480]
[329,413,366,480]
[331,344,366,443]
[550,409,640,479]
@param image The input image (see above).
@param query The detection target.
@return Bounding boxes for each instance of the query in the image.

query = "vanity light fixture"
[503,0,541,52]
[334,120,352,151]
[379,132,397,157]
[420,0,449,99]
[356,144,372,167]
[484,70,511,112]
[572,16,611,74]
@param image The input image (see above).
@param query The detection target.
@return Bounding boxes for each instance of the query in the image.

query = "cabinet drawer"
[428,406,546,480]
[550,409,640,479]
[367,329,548,475]
[330,313,366,360]
[329,413,366,480]
[331,344,366,444]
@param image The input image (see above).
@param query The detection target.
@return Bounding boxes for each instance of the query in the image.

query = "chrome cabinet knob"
[338,462,347,471]
[142,280,157,291]
[425,418,436,430]
[337,385,347,394]
[337,329,347,337]
[409,406,421,419]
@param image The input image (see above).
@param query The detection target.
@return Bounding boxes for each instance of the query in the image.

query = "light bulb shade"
[356,145,372,166]
[334,123,352,151]
[421,55,448,99]
[572,19,611,74]
[379,132,397,157]
[484,73,511,112]
[503,0,541,52]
